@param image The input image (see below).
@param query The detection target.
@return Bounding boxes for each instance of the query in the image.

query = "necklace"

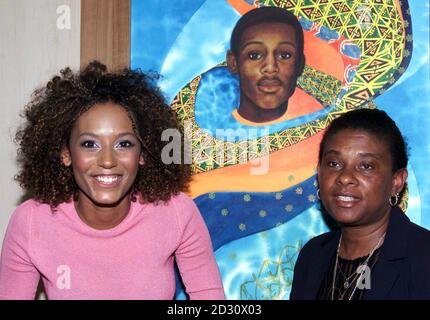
[337,262,361,290]
[331,232,386,300]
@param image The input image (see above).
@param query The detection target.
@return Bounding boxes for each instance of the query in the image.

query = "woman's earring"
[389,193,399,207]
[317,188,320,199]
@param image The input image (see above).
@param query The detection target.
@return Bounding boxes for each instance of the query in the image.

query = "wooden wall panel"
[81,0,130,71]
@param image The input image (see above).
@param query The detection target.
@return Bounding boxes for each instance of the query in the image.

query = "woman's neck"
[74,193,131,230]
[339,212,390,260]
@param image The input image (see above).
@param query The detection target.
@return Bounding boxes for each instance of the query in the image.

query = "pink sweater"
[0,193,225,300]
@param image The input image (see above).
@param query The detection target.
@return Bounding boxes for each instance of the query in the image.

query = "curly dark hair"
[15,61,191,207]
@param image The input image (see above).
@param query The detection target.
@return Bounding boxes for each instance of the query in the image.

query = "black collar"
[318,206,410,257]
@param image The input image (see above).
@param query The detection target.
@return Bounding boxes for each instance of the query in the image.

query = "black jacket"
[290,207,430,299]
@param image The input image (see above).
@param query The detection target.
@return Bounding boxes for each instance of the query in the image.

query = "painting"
[131,0,429,299]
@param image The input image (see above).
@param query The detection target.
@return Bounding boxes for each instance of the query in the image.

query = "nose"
[261,54,279,74]
[336,166,358,186]
[97,147,117,169]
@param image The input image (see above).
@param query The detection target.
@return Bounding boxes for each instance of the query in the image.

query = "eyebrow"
[324,150,383,159]
[78,132,138,139]
[241,40,297,50]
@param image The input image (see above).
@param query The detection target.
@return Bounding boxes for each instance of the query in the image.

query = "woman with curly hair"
[0,61,225,300]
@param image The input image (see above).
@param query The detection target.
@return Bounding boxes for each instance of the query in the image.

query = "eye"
[360,162,374,170]
[327,160,340,168]
[278,52,292,60]
[116,140,135,149]
[248,51,262,60]
[80,140,99,149]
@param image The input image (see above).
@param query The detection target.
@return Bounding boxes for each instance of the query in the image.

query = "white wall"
[0,0,81,249]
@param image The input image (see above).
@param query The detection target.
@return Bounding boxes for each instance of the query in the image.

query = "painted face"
[62,103,144,208]
[317,129,406,228]
[228,22,300,120]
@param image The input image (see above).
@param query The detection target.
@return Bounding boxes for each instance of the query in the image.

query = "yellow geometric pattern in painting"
[171,0,407,174]
[266,0,408,101]
[171,67,375,174]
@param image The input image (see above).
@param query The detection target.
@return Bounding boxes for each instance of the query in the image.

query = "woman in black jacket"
[290,108,430,300]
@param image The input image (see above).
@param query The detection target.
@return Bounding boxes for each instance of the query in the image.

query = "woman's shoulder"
[299,230,338,257]
[166,192,197,211]
[11,199,52,220]
[403,221,430,290]
[6,199,52,235]
[141,192,199,223]
[387,210,430,274]
[406,220,430,253]
[392,208,430,249]
[411,223,430,239]
[293,230,338,280]
[305,230,337,247]
[136,192,194,208]
[163,192,202,229]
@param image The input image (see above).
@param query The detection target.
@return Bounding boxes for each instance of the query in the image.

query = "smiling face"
[227,21,300,122]
[317,129,407,228]
[61,103,144,209]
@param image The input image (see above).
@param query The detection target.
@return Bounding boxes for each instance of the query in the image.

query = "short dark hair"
[15,61,191,207]
[230,6,305,76]
[318,109,408,173]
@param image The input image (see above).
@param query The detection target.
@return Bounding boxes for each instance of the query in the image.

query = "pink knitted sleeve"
[173,194,225,300]
[0,203,40,300]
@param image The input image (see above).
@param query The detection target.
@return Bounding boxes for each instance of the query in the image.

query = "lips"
[332,192,361,208]
[92,175,122,187]
[257,78,282,92]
